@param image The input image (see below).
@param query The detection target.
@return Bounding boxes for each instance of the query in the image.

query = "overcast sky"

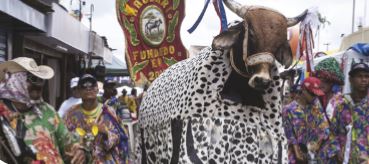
[60,0,369,64]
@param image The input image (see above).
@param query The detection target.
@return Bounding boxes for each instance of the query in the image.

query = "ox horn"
[223,0,247,17]
[287,9,308,27]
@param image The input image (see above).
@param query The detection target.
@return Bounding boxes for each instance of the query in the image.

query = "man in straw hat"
[0,57,85,163]
[327,62,369,163]
[63,74,129,163]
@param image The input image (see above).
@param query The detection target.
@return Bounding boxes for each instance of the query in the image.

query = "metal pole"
[88,4,94,68]
[352,0,356,33]
[365,0,367,26]
[89,4,94,32]
[317,29,320,51]
[324,43,330,51]
[79,0,82,21]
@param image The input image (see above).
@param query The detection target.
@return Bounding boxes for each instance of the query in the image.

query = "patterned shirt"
[304,98,330,144]
[0,100,77,163]
[282,101,307,145]
[282,98,330,163]
[63,103,128,164]
[329,94,369,163]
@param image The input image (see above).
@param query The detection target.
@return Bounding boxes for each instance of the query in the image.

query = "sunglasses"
[80,81,97,89]
[27,73,45,86]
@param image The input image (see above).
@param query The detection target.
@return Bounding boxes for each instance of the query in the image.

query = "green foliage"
[131,60,149,80]
[166,11,179,43]
[164,57,178,66]
[123,17,140,46]
[173,0,180,10]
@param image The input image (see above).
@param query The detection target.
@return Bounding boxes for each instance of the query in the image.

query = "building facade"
[0,0,112,108]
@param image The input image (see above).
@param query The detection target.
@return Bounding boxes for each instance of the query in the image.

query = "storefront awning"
[0,0,46,32]
[105,55,129,76]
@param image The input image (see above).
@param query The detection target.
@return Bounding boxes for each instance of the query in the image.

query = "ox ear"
[212,30,242,50]
[275,41,293,69]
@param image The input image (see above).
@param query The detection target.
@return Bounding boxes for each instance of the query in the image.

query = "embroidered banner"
[116,0,187,86]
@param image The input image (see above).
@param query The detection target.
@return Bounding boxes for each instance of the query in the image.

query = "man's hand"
[293,144,305,161]
[359,153,369,164]
[308,142,319,152]
[96,119,108,135]
[66,144,86,164]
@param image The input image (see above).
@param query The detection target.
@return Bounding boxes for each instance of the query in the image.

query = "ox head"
[212,0,307,90]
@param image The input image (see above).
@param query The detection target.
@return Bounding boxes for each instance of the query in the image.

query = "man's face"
[27,74,44,100]
[300,88,315,103]
[79,81,98,100]
[350,71,369,92]
[318,76,334,94]
[27,83,43,100]
[103,84,115,97]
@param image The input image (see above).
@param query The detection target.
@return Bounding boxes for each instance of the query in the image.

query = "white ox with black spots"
[135,0,308,163]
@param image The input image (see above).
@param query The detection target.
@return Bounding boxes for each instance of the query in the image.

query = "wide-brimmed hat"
[302,77,325,96]
[314,58,344,85]
[0,57,54,81]
[349,62,369,76]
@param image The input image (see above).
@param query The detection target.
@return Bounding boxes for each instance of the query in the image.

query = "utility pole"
[89,4,94,32]
[352,0,356,33]
[323,43,330,51]
[87,3,94,68]
[78,0,82,21]
[365,0,367,26]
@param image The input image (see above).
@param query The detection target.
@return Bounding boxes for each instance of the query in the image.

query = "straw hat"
[0,57,54,81]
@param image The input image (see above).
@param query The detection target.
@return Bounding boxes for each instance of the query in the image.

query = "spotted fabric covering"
[135,47,287,164]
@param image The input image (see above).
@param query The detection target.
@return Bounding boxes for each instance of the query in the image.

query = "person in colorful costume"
[58,77,82,118]
[0,57,85,164]
[98,79,117,105]
[283,77,329,163]
[314,57,345,119]
[64,74,129,164]
[314,57,348,163]
[282,87,306,164]
[98,79,129,121]
[118,89,137,120]
[328,62,369,163]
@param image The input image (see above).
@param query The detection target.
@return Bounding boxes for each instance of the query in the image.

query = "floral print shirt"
[329,94,369,163]
[282,98,330,163]
[282,101,307,145]
[282,100,308,164]
[304,98,330,144]
[0,100,76,164]
[63,103,128,164]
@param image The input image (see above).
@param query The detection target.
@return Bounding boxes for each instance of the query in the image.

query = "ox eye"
[246,67,255,74]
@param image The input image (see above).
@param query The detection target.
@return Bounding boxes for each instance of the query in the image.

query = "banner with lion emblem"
[116,0,187,85]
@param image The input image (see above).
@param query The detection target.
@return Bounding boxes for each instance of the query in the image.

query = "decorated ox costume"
[136,0,308,163]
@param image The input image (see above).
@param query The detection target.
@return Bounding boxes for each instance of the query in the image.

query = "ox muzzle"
[230,51,275,90]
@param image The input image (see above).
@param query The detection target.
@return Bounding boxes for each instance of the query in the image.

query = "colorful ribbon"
[213,0,228,32]
[188,0,228,33]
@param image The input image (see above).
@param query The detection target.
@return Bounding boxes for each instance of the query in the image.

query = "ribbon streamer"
[213,0,228,32]
[188,0,228,33]
[295,7,319,76]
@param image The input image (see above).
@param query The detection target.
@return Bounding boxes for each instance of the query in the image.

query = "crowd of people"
[0,57,143,163]
[282,57,369,163]
[0,56,368,163]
